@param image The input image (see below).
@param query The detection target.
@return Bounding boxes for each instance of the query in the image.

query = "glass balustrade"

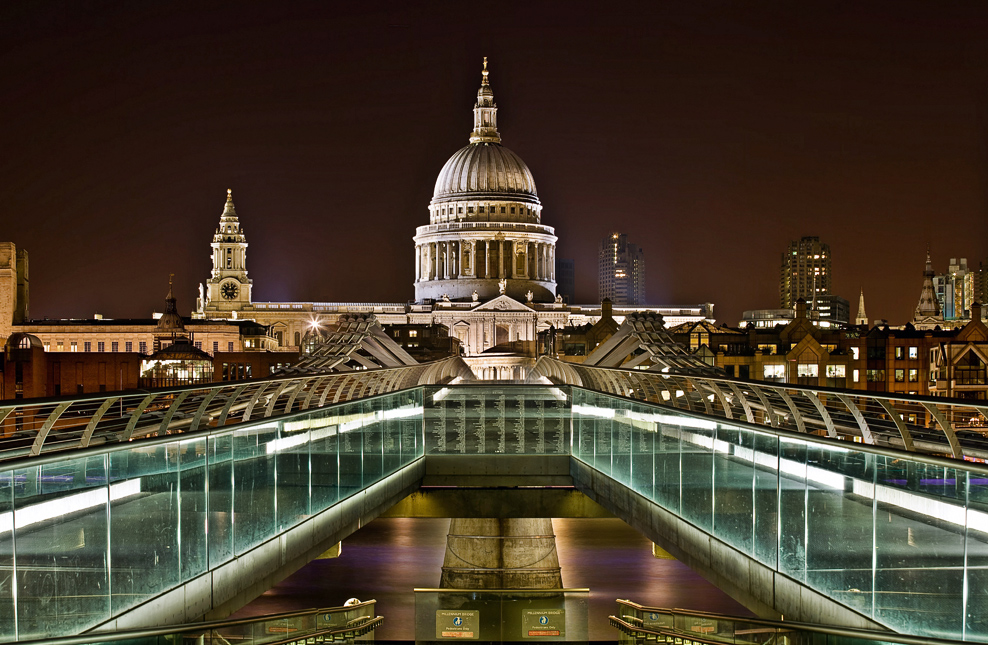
[3,384,988,643]
[0,389,422,642]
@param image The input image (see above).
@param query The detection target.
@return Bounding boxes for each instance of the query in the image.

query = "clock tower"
[205,189,252,313]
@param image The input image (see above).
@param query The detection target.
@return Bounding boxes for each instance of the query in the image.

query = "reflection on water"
[231,517,752,641]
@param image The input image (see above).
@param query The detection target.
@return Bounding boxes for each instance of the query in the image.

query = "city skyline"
[3,2,988,325]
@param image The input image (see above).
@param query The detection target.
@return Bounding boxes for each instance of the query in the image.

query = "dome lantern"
[470,57,501,144]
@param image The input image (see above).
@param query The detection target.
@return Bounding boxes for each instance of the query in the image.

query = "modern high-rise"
[933,257,974,320]
[598,233,645,305]
[780,236,831,309]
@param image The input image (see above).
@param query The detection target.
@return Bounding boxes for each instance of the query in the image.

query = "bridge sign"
[522,608,565,638]
[436,609,479,639]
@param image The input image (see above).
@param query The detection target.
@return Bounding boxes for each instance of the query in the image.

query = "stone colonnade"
[415,239,555,282]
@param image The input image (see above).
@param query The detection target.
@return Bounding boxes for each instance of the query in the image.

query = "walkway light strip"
[670,424,985,530]
[0,478,142,534]
[268,406,422,454]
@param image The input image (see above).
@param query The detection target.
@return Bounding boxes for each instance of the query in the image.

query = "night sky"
[3,1,988,325]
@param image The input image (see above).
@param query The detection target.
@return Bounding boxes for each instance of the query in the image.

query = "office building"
[598,233,645,305]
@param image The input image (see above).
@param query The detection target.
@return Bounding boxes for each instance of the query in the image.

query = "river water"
[231,517,752,641]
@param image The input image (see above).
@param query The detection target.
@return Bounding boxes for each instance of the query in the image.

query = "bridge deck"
[1,380,987,643]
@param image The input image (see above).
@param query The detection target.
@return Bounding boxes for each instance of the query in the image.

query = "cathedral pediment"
[473,295,534,313]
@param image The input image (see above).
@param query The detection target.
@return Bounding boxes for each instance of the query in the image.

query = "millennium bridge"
[3,334,988,643]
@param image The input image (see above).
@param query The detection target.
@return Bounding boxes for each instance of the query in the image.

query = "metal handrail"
[13,601,379,645]
[531,357,988,461]
[0,357,468,462]
[612,600,969,645]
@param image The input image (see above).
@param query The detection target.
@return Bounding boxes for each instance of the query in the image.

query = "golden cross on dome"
[482,56,489,85]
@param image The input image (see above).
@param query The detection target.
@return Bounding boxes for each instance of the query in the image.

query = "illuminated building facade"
[598,233,645,305]
[781,236,831,308]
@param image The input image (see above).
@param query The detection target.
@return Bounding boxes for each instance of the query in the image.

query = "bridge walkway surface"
[1,358,988,642]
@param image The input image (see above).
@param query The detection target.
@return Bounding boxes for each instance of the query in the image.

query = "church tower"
[205,189,252,312]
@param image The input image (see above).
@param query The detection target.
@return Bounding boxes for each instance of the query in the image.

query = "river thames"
[231,517,753,641]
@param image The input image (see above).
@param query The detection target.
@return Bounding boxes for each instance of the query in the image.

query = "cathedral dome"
[432,143,538,203]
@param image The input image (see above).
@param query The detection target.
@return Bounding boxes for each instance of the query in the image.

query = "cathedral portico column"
[415,244,421,281]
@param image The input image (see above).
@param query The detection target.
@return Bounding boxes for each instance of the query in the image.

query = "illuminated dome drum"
[414,60,557,303]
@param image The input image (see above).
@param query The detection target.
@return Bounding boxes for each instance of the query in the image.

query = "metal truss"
[0,356,473,462]
[530,357,988,461]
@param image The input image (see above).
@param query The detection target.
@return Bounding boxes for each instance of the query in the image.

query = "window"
[84,341,92,352]
[57,341,64,351]
[763,364,785,380]
[97,342,105,352]
[826,365,846,378]
[851,347,860,360]
[43,342,50,352]
[111,342,119,352]
[409,330,418,337]
[125,341,132,352]
[853,369,859,383]
[501,207,505,213]
[894,369,905,382]
[908,346,919,359]
[195,341,202,350]
[139,341,147,353]
[908,368,919,382]
[510,207,515,214]
[866,369,885,382]
[478,206,484,213]
[895,347,904,360]
[71,341,77,352]
[797,364,819,378]
[213,341,219,354]
[228,341,234,352]
[955,351,987,385]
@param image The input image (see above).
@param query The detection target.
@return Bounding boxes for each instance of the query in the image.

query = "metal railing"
[0,357,470,462]
[611,600,969,645]
[15,600,381,645]
[532,357,988,461]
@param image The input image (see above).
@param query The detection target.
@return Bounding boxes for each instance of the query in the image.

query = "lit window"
[895,347,904,360]
[71,342,77,352]
[409,330,418,337]
[851,347,860,360]
[826,365,845,378]
[853,369,859,383]
[763,364,785,380]
[797,364,819,378]
[43,342,50,352]
[908,346,918,359]
[57,342,64,351]
[894,369,905,382]
[908,369,918,382]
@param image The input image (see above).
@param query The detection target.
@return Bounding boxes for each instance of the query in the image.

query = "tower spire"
[855,288,868,326]
[914,246,942,321]
[470,57,501,144]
